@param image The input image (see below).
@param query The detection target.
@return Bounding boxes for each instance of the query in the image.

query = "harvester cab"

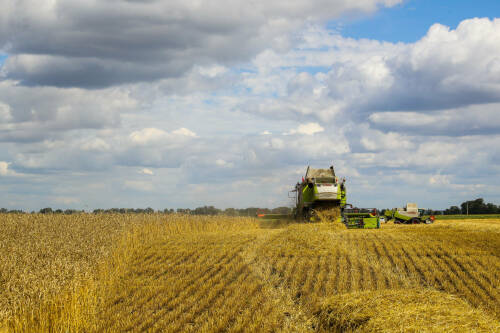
[293,165,346,221]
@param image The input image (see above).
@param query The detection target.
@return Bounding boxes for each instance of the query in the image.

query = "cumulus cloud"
[1,13,500,211]
[240,18,500,124]
[172,128,197,138]
[369,103,500,136]
[129,127,197,146]
[0,80,136,142]
[139,168,154,175]
[338,18,500,113]
[0,102,12,121]
[0,161,21,177]
[80,138,111,152]
[129,128,169,145]
[0,161,11,176]
[286,122,325,135]
[429,174,451,186]
[215,159,234,168]
[0,0,400,88]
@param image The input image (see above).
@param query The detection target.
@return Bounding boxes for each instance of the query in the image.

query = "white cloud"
[429,174,451,186]
[139,168,154,175]
[359,128,414,151]
[0,80,136,142]
[287,122,325,135]
[0,161,23,177]
[241,18,500,124]
[172,128,197,137]
[130,128,169,145]
[0,0,401,88]
[0,161,11,176]
[369,103,500,136]
[130,127,197,146]
[198,65,228,78]
[0,102,12,121]
[80,138,111,152]
[1,16,500,211]
[215,159,234,168]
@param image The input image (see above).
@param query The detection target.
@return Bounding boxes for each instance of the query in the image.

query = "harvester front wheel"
[410,218,420,224]
[303,208,313,222]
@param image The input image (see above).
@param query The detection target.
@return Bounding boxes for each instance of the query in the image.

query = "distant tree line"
[0,206,293,216]
[441,198,500,215]
[4,199,498,216]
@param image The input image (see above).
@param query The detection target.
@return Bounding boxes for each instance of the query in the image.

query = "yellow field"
[0,214,499,332]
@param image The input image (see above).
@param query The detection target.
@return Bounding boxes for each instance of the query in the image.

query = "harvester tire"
[410,218,420,224]
[303,208,313,222]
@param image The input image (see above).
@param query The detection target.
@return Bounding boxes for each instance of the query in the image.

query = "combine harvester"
[291,165,380,228]
[293,165,346,222]
[384,203,435,224]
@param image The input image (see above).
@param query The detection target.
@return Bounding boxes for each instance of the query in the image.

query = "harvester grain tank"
[294,165,346,221]
[384,203,435,224]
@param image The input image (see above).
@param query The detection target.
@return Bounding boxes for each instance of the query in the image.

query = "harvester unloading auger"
[293,165,346,222]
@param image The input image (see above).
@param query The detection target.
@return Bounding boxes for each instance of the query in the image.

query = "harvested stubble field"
[0,214,499,332]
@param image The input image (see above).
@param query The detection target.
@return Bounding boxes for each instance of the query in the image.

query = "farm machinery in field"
[292,165,346,222]
[342,205,381,229]
[384,203,435,224]
[290,165,380,228]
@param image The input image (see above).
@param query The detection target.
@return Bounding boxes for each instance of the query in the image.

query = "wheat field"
[0,213,499,332]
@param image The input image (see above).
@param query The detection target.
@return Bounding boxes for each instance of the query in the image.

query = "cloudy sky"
[1,0,499,211]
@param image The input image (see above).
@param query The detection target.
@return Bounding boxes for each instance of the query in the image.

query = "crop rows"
[2,215,499,332]
[256,222,500,320]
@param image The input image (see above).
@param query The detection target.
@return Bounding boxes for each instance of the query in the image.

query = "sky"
[0,0,499,211]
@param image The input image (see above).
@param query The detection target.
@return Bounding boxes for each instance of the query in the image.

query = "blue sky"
[0,1,499,211]
[334,0,500,42]
[0,54,7,67]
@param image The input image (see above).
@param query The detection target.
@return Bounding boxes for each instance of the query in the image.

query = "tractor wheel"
[425,218,434,224]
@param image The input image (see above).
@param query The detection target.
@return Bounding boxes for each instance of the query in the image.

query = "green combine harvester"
[384,203,435,224]
[291,165,380,228]
[293,165,346,222]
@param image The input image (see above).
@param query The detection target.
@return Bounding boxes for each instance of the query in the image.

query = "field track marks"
[101,235,258,332]
[133,246,249,329]
[111,252,238,331]
[369,239,390,288]
[107,247,234,325]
